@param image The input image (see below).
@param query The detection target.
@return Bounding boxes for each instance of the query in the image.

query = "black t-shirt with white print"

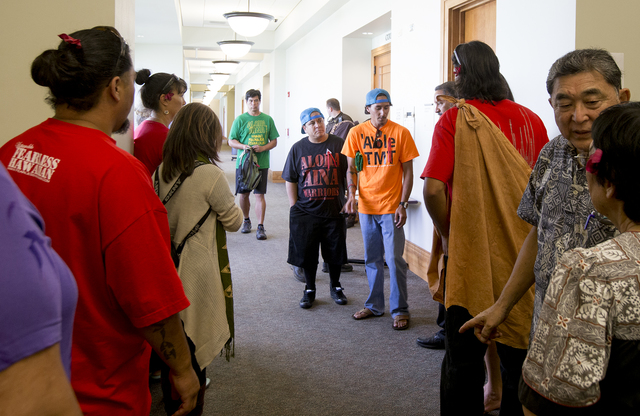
[282,134,348,218]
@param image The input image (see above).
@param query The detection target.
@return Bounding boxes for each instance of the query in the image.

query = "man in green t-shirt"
[228,89,279,240]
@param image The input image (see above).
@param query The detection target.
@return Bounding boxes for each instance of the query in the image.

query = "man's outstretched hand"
[459,304,508,345]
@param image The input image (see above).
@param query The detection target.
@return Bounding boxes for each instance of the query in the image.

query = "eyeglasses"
[584,210,614,230]
[373,129,383,148]
[573,143,597,169]
[92,26,128,83]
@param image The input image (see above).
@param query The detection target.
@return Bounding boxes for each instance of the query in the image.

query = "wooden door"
[372,43,391,92]
[463,1,496,50]
[442,0,497,81]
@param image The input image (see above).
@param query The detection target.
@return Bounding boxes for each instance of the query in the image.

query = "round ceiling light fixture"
[217,40,254,59]
[223,0,274,37]
[212,60,240,73]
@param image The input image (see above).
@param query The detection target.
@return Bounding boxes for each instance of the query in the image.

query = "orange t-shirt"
[342,119,419,215]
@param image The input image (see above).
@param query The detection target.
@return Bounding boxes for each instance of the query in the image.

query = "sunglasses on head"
[92,26,128,84]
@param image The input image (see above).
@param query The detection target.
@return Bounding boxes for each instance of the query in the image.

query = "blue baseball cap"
[365,88,392,106]
[300,108,324,133]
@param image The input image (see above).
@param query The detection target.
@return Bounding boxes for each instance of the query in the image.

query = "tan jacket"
[158,163,243,369]
[427,98,535,350]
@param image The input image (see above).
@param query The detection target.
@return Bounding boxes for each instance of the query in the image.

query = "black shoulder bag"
[154,161,212,268]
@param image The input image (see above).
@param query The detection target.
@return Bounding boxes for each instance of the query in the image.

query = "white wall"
[342,38,373,124]
[388,0,442,250]
[497,0,576,139]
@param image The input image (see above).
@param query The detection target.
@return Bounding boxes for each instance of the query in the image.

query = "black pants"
[440,305,527,415]
[160,325,207,416]
[436,302,446,336]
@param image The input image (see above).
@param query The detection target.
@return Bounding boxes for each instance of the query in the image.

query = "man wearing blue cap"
[342,89,419,329]
[283,108,349,308]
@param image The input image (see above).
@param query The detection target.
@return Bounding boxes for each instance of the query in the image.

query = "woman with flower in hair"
[520,102,640,415]
[134,70,187,175]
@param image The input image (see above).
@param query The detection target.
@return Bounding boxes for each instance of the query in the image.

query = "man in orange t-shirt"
[342,88,419,330]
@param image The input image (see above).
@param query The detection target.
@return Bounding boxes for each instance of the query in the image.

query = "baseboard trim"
[404,240,430,282]
[270,170,285,183]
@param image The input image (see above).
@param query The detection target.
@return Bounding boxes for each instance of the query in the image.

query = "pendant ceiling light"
[209,73,230,84]
[224,0,274,37]
[217,40,253,59]
[212,60,240,73]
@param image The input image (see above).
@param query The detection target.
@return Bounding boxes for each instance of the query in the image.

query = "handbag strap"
[154,161,210,256]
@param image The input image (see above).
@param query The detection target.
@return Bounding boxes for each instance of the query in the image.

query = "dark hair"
[162,103,222,182]
[136,69,187,115]
[245,89,261,101]
[452,41,508,103]
[31,26,132,112]
[326,98,341,111]
[500,74,515,101]
[435,81,457,97]
[591,101,640,222]
[546,49,622,95]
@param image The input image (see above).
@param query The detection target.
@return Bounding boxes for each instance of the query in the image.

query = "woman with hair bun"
[134,70,187,175]
[0,26,199,415]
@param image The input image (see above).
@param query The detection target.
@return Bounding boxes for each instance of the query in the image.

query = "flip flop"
[352,308,383,320]
[393,315,410,330]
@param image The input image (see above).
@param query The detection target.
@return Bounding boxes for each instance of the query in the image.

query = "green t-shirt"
[229,112,279,169]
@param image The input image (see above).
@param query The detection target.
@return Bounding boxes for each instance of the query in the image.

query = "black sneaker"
[290,265,305,283]
[241,219,251,234]
[330,286,347,305]
[300,289,316,309]
[256,224,267,240]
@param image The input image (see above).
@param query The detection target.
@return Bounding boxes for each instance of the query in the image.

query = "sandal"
[393,315,410,330]
[352,308,383,320]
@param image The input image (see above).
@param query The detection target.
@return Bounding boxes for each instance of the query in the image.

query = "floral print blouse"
[521,232,640,407]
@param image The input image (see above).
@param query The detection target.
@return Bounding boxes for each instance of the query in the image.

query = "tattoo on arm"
[152,324,177,360]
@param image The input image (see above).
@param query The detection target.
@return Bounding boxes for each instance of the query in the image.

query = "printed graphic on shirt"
[6,143,60,183]
[246,120,269,146]
[357,131,397,167]
[300,150,341,200]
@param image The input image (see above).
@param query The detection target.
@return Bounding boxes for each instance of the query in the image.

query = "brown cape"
[427,97,535,349]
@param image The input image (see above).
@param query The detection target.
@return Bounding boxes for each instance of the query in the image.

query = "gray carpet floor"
[149,145,447,415]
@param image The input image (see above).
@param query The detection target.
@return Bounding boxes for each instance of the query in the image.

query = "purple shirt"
[0,163,77,378]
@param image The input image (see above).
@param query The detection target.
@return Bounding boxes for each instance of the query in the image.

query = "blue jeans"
[360,213,408,317]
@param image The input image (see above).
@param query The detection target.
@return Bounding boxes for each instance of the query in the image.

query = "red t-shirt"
[422,99,549,187]
[134,120,169,176]
[0,119,189,416]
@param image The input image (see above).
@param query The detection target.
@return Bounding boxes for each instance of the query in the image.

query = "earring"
[163,110,169,115]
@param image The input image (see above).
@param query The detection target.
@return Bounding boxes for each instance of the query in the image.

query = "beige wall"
[0,0,135,149]
[576,0,640,96]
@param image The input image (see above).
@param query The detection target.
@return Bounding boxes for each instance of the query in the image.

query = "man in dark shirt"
[284,108,349,309]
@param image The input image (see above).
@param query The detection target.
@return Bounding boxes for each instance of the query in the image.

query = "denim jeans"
[359,213,408,317]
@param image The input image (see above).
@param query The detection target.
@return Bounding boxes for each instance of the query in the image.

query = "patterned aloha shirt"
[522,232,640,407]
[517,135,618,335]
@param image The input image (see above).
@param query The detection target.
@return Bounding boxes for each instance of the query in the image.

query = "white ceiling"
[135,0,391,98]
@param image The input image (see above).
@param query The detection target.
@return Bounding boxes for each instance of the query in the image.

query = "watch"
[399,201,409,209]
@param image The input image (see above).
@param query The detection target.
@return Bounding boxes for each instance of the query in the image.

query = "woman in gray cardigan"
[156,103,243,408]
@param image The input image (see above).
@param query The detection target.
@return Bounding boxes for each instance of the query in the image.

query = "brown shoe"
[393,315,410,330]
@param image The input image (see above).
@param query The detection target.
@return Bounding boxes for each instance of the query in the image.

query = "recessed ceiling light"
[137,35,144,38]
[362,32,373,35]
